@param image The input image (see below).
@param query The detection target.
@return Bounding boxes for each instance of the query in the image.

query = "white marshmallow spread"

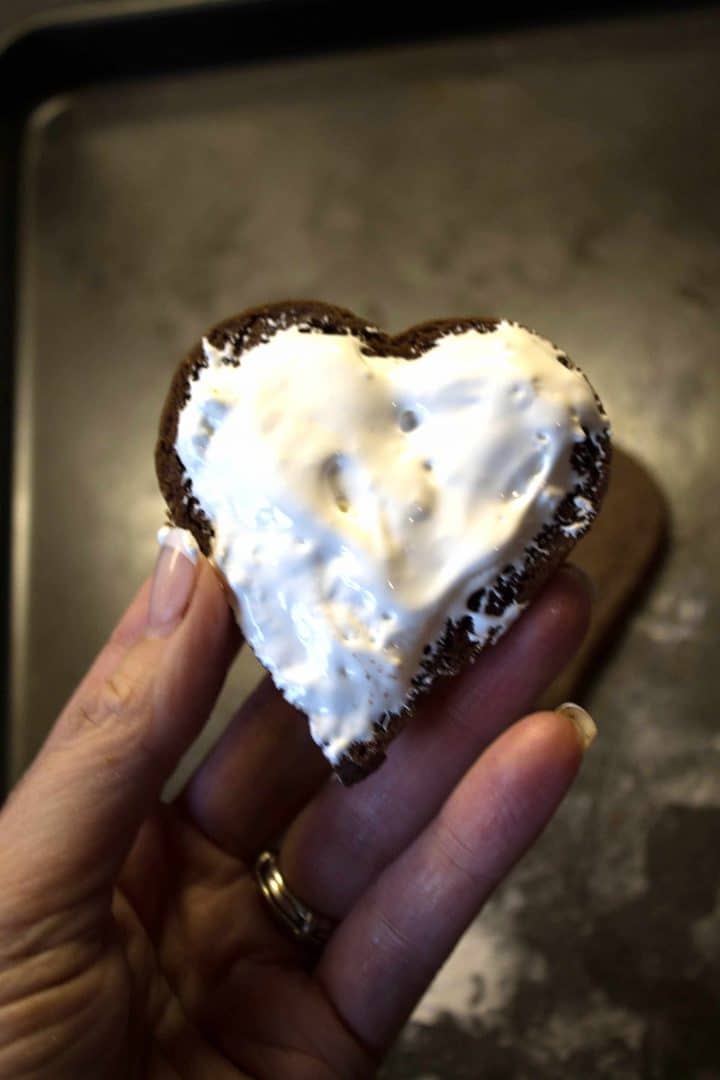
[175,321,608,763]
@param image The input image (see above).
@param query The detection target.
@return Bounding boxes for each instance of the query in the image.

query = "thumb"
[0,531,240,920]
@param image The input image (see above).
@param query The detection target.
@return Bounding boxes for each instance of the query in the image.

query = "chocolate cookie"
[157,301,611,784]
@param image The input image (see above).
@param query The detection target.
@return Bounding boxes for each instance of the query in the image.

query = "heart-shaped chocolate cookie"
[157,301,610,783]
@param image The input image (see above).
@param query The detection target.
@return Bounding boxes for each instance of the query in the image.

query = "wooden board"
[538,446,668,710]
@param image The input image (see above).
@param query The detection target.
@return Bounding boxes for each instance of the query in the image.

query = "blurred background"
[2,2,719,1076]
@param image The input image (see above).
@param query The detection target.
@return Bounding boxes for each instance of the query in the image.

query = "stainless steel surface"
[12,8,720,1075]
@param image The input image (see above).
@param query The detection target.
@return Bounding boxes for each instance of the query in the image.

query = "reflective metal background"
[10,7,720,1075]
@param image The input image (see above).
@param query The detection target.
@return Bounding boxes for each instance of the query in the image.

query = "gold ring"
[255,850,336,948]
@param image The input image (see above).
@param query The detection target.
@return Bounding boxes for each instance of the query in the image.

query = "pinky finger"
[316,708,592,1053]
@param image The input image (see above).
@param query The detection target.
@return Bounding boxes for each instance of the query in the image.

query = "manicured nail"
[561,562,597,600]
[555,702,597,751]
[147,527,200,637]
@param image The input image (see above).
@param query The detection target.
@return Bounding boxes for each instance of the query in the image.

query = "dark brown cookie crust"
[156,300,611,785]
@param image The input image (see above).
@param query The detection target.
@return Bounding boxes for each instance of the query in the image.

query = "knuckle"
[61,666,151,750]
[433,813,485,888]
[97,669,139,719]
[81,676,140,731]
[375,909,414,957]
[368,905,436,989]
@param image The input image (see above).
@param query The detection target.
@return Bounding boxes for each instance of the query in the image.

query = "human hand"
[0,535,594,1078]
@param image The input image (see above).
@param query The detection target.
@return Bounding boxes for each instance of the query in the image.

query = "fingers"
[318,708,588,1051]
[0,539,240,919]
[180,567,588,868]
[178,678,329,861]
[279,567,590,921]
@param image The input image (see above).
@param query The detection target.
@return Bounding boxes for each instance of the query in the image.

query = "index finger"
[0,556,240,917]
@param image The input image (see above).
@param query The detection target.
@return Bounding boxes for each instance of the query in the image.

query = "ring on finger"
[255,849,336,948]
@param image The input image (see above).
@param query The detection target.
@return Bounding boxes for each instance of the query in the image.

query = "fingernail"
[561,562,597,601]
[147,527,200,637]
[555,702,597,752]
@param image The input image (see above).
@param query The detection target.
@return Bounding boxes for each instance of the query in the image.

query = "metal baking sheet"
[3,3,720,1076]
